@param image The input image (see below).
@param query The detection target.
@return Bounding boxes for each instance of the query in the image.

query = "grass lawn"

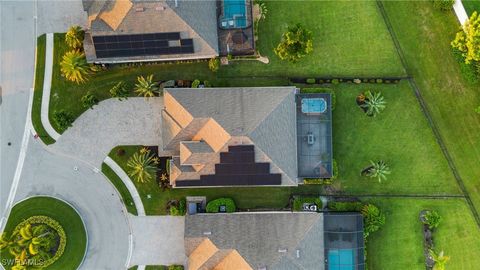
[31,34,55,144]
[101,163,138,215]
[331,81,460,195]
[463,0,480,16]
[382,1,480,214]
[366,198,480,270]
[0,196,87,270]
[220,1,405,78]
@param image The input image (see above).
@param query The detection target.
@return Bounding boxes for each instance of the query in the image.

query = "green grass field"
[101,163,138,215]
[220,0,405,77]
[331,81,460,195]
[31,34,55,144]
[0,197,87,270]
[382,0,480,216]
[463,0,480,15]
[366,198,480,270]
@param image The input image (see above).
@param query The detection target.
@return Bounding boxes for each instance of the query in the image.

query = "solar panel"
[93,33,195,58]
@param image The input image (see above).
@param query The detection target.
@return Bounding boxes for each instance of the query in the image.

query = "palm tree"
[65,25,84,49]
[60,50,90,84]
[361,90,386,117]
[127,150,157,183]
[134,75,159,98]
[366,160,391,182]
[429,250,450,270]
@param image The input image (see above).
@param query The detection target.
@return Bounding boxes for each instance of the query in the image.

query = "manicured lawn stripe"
[0,196,87,270]
[31,34,55,144]
[332,81,460,195]
[101,163,138,215]
[382,0,480,219]
[463,0,480,16]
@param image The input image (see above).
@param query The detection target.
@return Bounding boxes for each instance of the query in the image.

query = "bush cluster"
[53,110,74,129]
[170,199,186,216]
[206,198,236,213]
[81,92,98,109]
[292,197,323,211]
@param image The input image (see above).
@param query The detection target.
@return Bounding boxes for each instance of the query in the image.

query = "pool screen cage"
[324,213,365,270]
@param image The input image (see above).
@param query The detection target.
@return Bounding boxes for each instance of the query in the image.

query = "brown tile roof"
[97,0,132,30]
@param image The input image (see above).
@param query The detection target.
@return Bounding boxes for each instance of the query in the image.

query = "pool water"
[222,0,247,28]
[328,249,354,270]
[301,98,327,114]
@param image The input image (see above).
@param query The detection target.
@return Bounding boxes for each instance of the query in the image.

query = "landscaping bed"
[0,197,86,270]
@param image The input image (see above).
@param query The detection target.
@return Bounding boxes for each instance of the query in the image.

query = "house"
[184,212,365,270]
[81,0,255,63]
[161,87,333,188]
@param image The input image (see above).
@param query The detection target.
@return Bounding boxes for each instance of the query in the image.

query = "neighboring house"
[161,87,333,188]
[184,212,365,270]
[81,0,254,63]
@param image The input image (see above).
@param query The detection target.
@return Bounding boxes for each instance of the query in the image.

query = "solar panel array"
[175,145,282,187]
[92,32,194,58]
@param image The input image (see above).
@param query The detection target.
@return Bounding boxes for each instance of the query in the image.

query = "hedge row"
[293,197,323,211]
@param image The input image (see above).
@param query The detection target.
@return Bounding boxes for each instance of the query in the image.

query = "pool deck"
[296,93,333,178]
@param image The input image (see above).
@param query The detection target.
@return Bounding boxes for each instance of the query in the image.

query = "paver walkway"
[51,97,163,168]
[129,216,187,267]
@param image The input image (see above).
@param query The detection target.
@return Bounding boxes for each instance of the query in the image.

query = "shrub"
[203,80,212,87]
[53,110,74,129]
[191,79,201,88]
[376,78,383,83]
[361,90,386,117]
[328,201,364,212]
[208,57,220,72]
[81,92,98,109]
[274,23,313,62]
[452,11,480,64]
[331,79,339,84]
[306,78,316,84]
[168,265,184,270]
[206,198,236,213]
[60,50,90,84]
[293,197,322,211]
[331,159,338,180]
[452,49,479,84]
[127,149,157,183]
[134,75,160,98]
[423,210,442,230]
[110,81,130,100]
[65,25,84,49]
[170,200,186,216]
[362,204,386,237]
[363,160,391,182]
[433,0,455,11]
[353,78,362,84]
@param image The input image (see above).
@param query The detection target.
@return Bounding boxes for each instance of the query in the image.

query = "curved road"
[0,1,135,269]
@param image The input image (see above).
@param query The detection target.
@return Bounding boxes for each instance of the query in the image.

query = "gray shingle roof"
[164,87,298,185]
[185,212,325,270]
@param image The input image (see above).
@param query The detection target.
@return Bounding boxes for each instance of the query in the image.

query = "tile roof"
[185,212,325,270]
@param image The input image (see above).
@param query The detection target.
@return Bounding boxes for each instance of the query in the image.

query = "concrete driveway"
[129,216,187,267]
[52,97,163,168]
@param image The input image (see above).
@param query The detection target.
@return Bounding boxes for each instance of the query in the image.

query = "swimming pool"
[328,249,354,270]
[301,98,327,114]
[220,0,248,29]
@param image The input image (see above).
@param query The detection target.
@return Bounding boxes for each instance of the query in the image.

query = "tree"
[134,75,160,98]
[127,149,157,183]
[81,92,98,109]
[65,25,84,49]
[361,90,386,117]
[109,81,130,100]
[53,110,74,129]
[258,2,268,20]
[423,210,442,230]
[365,160,391,182]
[433,0,455,11]
[208,57,220,72]
[361,204,386,238]
[274,23,313,63]
[60,50,90,84]
[429,250,450,270]
[452,11,480,64]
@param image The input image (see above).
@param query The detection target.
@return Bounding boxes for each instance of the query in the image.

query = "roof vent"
[155,6,166,11]
[135,7,144,12]
[296,249,300,258]
[278,248,287,253]
[203,231,212,235]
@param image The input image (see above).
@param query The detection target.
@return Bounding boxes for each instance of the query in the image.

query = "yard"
[221,0,405,77]
[366,198,480,270]
[0,197,87,270]
[331,81,460,195]
[382,0,480,216]
[463,0,480,15]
